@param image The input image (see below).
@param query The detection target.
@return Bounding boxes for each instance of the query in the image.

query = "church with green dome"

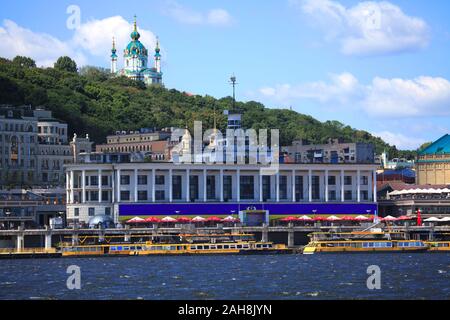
[110,16,163,86]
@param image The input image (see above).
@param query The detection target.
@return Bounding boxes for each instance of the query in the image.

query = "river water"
[0,254,449,300]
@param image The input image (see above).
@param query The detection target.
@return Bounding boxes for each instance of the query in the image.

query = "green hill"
[0,55,415,158]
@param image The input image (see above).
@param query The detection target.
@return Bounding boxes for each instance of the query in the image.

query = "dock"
[0,224,448,257]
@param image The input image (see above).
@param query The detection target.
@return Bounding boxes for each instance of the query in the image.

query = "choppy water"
[0,254,449,300]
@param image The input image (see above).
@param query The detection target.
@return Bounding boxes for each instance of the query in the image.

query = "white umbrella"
[424,217,441,222]
[161,216,177,222]
[440,217,450,222]
[192,216,207,222]
[326,215,342,221]
[382,215,398,221]
[355,215,370,221]
[126,217,145,223]
[298,215,313,221]
[222,215,238,222]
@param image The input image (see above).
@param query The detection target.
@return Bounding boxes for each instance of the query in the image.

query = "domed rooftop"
[124,16,147,57]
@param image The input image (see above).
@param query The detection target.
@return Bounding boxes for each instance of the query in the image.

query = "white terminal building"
[65,162,379,224]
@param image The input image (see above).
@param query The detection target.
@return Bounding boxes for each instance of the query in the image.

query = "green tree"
[13,56,36,68]
[54,56,77,73]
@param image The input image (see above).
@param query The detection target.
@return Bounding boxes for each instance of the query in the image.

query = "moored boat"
[303,231,428,254]
[60,233,292,257]
[425,241,450,252]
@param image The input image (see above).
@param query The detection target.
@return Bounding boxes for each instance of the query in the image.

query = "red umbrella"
[176,217,192,223]
[341,216,357,221]
[144,217,161,223]
[313,216,327,221]
[280,216,298,222]
[206,216,222,222]
[355,215,371,221]
[397,215,413,221]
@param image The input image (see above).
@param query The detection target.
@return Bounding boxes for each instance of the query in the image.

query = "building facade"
[65,162,378,224]
[417,134,450,185]
[0,106,38,185]
[282,139,375,164]
[0,105,92,187]
[95,129,173,161]
[111,17,163,86]
[378,182,450,217]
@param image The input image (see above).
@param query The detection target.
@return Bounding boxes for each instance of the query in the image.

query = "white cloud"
[372,131,427,150]
[0,19,86,67]
[259,72,362,104]
[258,73,450,118]
[364,76,450,117]
[291,0,430,56]
[163,0,233,26]
[0,16,158,68]
[207,9,233,27]
[71,16,157,58]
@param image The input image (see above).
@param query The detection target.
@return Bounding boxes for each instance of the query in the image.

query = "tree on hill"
[12,56,36,69]
[0,55,417,158]
[54,56,77,73]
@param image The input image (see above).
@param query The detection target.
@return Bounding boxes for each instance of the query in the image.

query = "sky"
[1,0,450,150]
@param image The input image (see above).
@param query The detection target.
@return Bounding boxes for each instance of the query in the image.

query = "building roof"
[419,134,450,155]
[378,181,449,192]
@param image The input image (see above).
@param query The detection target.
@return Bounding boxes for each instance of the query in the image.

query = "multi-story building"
[378,182,450,218]
[282,139,375,164]
[417,134,450,185]
[95,128,173,161]
[0,105,92,187]
[35,109,72,185]
[65,161,378,224]
[0,106,39,185]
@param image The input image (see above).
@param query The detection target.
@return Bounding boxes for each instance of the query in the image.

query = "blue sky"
[1,0,450,150]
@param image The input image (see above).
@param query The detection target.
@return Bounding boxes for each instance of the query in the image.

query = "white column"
[66,172,70,204]
[357,169,361,203]
[186,169,190,202]
[203,169,207,202]
[276,172,280,202]
[134,169,138,202]
[325,169,329,202]
[373,170,377,203]
[236,169,240,202]
[292,170,296,202]
[368,171,373,202]
[169,169,173,203]
[111,170,115,203]
[220,169,224,202]
[259,171,263,202]
[81,170,86,203]
[151,169,155,202]
[340,170,345,202]
[70,170,74,204]
[308,169,312,202]
[98,169,102,203]
[117,169,121,202]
